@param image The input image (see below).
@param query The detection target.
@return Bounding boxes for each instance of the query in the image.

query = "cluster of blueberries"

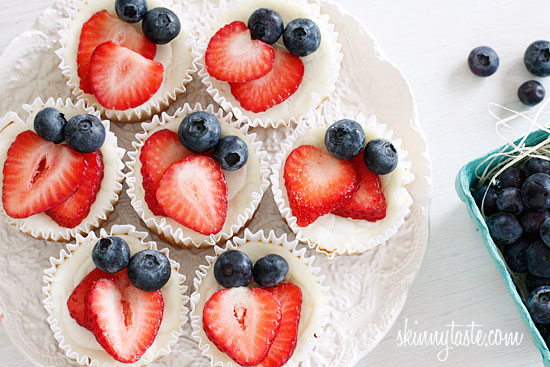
[473,157,550,339]
[92,236,171,292]
[468,41,550,106]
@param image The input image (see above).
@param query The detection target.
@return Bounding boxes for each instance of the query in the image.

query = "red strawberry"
[46,151,104,228]
[89,41,164,110]
[262,283,303,367]
[2,131,87,218]
[230,47,304,113]
[333,153,387,221]
[86,277,164,363]
[77,10,156,93]
[283,145,359,227]
[205,21,275,83]
[139,130,189,216]
[203,287,282,367]
[156,155,227,235]
[67,268,129,330]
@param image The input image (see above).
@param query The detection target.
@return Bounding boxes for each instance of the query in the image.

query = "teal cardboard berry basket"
[455,129,550,366]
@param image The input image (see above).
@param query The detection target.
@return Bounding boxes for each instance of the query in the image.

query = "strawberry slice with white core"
[140,129,189,216]
[230,47,304,113]
[89,41,164,110]
[283,145,359,227]
[203,287,282,367]
[78,10,156,94]
[2,130,87,218]
[205,21,275,83]
[46,150,104,228]
[156,154,227,235]
[262,283,303,367]
[86,277,164,363]
[333,152,387,221]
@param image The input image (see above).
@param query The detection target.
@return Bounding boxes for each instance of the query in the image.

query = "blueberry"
[64,114,105,153]
[521,209,550,233]
[467,46,499,77]
[486,212,523,245]
[142,7,181,44]
[178,111,221,153]
[527,240,550,277]
[248,8,284,45]
[472,184,499,216]
[537,323,550,343]
[33,107,66,144]
[115,0,147,23]
[213,135,248,171]
[522,173,550,210]
[527,273,550,292]
[496,188,524,215]
[518,80,545,106]
[127,249,171,292]
[252,254,289,287]
[527,286,550,324]
[541,218,550,247]
[283,18,321,57]
[525,158,550,177]
[502,237,530,273]
[497,166,525,189]
[324,119,366,160]
[92,236,131,273]
[524,40,550,77]
[213,250,252,288]
[364,138,398,175]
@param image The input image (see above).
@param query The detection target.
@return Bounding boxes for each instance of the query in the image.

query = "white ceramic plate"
[0,0,432,366]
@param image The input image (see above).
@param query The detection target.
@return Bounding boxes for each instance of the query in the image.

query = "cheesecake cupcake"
[126,103,270,248]
[197,0,342,128]
[190,229,326,367]
[0,97,124,241]
[43,224,188,367]
[271,113,414,257]
[56,0,199,123]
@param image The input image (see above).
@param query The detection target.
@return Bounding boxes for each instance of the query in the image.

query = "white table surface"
[1,0,549,366]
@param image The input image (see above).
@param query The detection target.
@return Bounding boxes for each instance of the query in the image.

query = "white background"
[0,0,549,366]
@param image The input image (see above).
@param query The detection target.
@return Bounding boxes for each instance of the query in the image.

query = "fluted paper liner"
[271,112,415,257]
[190,229,328,367]
[196,0,343,128]
[55,0,200,123]
[42,224,189,367]
[0,97,125,242]
[126,103,270,248]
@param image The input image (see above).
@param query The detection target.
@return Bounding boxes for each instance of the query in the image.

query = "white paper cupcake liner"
[0,97,125,242]
[271,112,415,258]
[190,228,328,367]
[42,224,189,367]
[195,0,343,128]
[126,103,270,248]
[55,0,200,123]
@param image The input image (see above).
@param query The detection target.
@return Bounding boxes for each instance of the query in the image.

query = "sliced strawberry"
[86,277,164,363]
[262,283,303,367]
[203,287,282,367]
[77,10,156,93]
[205,21,275,83]
[2,131,87,218]
[46,151,104,228]
[67,268,129,330]
[230,47,304,113]
[284,145,359,227]
[156,155,227,235]
[139,130,189,216]
[333,153,387,221]
[89,41,164,110]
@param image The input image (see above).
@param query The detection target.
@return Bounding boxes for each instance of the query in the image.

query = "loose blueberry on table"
[467,46,499,77]
[518,80,545,107]
[67,237,170,363]
[524,40,550,77]
[2,108,105,229]
[204,250,303,367]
